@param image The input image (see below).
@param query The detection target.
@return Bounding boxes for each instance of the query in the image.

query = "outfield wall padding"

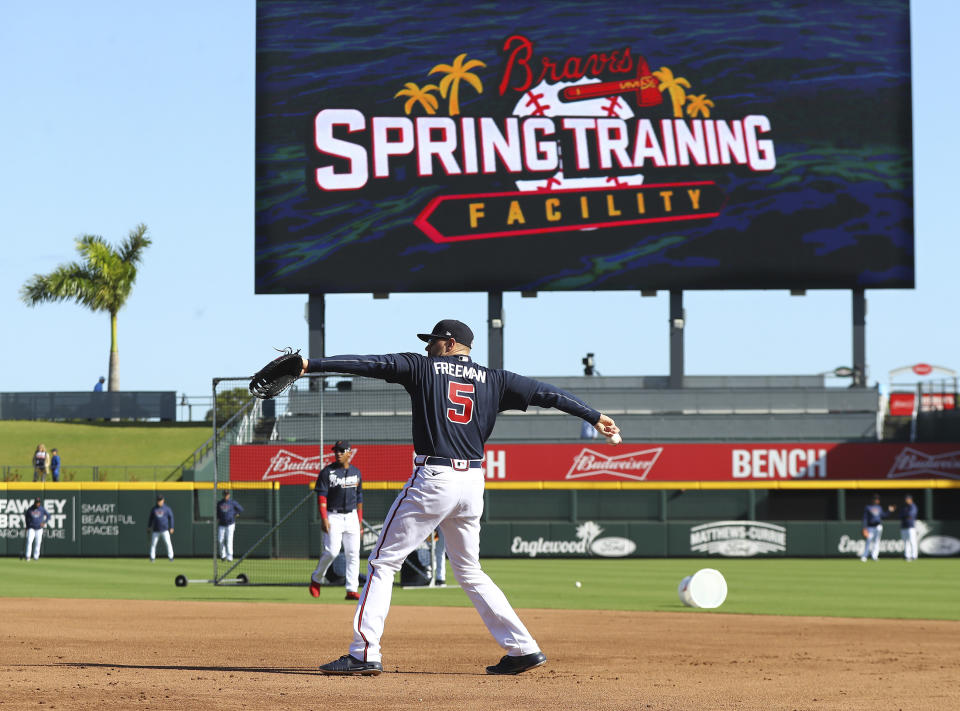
[2,482,958,559]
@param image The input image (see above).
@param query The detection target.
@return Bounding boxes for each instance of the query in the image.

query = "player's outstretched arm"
[525,380,623,444]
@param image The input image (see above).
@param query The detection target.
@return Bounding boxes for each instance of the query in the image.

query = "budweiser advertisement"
[888,392,956,417]
[229,443,960,484]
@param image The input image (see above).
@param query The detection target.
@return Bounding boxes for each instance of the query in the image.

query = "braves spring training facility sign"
[255,1,912,294]
[228,442,960,484]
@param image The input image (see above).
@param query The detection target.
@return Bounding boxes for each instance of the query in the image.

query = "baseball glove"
[249,347,303,399]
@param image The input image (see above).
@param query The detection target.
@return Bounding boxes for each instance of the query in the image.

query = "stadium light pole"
[488,291,504,370]
[307,293,325,391]
[852,289,866,388]
[669,290,685,388]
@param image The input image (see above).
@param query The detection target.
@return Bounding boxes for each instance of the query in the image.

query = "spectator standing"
[895,494,919,561]
[93,376,105,392]
[147,495,175,561]
[216,490,244,561]
[24,498,50,561]
[49,448,61,482]
[32,444,48,482]
[860,493,890,562]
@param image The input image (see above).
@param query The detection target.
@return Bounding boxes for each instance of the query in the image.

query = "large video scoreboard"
[255,0,913,294]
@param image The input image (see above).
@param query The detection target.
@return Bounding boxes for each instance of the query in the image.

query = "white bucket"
[677,568,728,609]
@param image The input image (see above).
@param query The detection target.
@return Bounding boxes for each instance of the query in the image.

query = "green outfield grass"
[1,557,957,620]
[0,421,209,480]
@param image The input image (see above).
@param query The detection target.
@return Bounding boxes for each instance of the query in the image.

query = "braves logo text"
[310,34,776,243]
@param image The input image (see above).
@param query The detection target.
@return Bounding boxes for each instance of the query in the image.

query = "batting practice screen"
[255,0,913,294]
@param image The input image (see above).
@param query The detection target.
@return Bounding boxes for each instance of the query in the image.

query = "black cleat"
[486,651,547,675]
[318,654,382,676]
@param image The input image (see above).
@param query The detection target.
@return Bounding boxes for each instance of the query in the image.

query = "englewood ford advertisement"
[228,442,960,484]
[255,1,912,294]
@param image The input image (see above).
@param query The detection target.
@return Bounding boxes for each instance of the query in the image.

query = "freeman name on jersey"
[433,361,487,383]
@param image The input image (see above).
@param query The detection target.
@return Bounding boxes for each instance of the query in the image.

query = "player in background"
[860,493,890,562]
[301,319,620,676]
[147,495,175,562]
[24,498,50,561]
[216,490,244,562]
[433,528,447,586]
[309,440,364,601]
[894,494,919,561]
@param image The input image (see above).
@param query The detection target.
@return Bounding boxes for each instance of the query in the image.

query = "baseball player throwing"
[303,319,620,676]
[309,440,364,600]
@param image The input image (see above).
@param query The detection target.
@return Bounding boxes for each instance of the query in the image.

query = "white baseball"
[575,581,582,588]
[607,433,622,445]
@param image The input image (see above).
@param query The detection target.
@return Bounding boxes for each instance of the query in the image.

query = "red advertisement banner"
[888,392,956,416]
[229,442,960,484]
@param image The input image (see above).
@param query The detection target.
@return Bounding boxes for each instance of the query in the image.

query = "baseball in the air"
[607,433,622,445]
[575,581,582,588]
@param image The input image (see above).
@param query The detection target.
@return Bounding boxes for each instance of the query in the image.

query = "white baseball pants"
[150,530,174,560]
[25,528,43,560]
[313,511,361,593]
[901,526,918,560]
[218,523,236,561]
[862,525,882,561]
[349,465,539,664]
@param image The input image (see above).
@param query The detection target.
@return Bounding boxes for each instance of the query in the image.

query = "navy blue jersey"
[26,504,50,530]
[217,498,244,525]
[862,504,889,527]
[148,504,175,532]
[306,353,600,460]
[899,502,918,528]
[316,464,363,512]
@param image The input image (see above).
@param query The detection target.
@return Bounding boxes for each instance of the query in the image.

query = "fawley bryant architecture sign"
[256,1,912,294]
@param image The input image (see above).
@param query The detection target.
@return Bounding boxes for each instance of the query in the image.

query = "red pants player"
[300,319,620,676]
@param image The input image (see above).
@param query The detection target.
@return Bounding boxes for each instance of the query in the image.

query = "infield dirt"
[2,597,957,710]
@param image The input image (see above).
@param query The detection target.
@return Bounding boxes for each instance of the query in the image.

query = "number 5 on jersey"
[446,382,475,424]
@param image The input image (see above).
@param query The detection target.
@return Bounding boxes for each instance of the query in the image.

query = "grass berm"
[0,420,210,479]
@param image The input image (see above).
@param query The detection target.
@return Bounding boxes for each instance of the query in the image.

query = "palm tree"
[20,223,152,391]
[686,94,715,118]
[394,82,441,115]
[652,66,691,118]
[429,53,486,116]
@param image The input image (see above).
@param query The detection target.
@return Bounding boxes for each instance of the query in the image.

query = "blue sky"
[1,1,954,405]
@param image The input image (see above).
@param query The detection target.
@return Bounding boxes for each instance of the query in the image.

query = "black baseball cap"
[417,319,474,348]
[332,440,351,452]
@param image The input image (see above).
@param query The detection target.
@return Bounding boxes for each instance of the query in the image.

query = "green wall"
[3,484,958,559]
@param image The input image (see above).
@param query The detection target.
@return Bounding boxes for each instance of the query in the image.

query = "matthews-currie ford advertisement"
[255,0,912,294]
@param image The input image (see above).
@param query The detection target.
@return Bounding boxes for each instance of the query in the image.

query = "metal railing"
[165,395,258,481]
[1,465,179,482]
